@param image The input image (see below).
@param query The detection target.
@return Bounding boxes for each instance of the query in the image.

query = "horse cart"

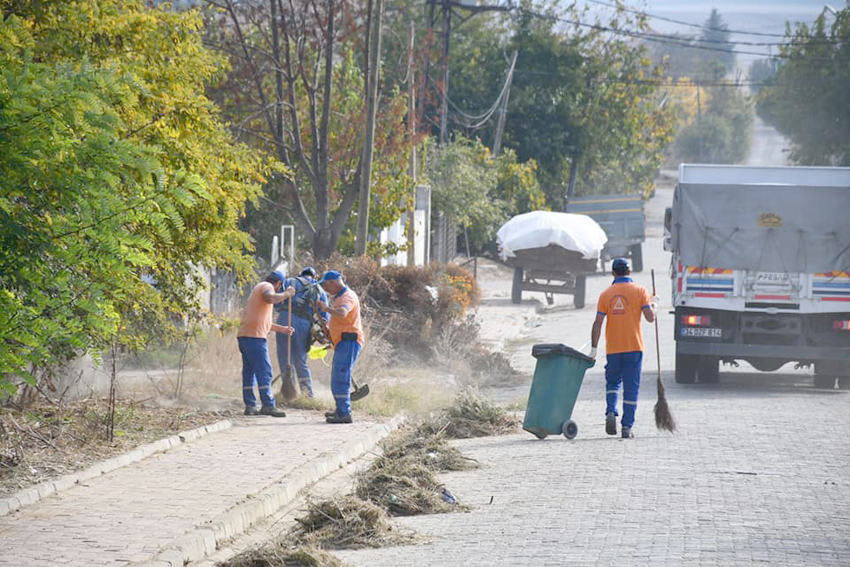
[497,211,606,309]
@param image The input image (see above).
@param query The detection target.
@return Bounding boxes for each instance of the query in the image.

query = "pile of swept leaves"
[291,496,415,550]
[218,542,346,567]
[418,386,520,439]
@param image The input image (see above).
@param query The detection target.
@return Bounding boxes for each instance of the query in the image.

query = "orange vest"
[237,282,274,339]
[596,279,651,354]
[328,287,364,346]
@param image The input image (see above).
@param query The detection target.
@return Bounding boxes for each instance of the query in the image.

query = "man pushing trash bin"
[589,258,657,438]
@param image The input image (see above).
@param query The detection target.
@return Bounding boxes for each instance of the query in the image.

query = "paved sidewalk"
[0,411,393,567]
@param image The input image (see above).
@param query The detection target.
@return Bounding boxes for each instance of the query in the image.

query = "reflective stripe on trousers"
[238,336,275,408]
[604,351,643,428]
[331,339,362,416]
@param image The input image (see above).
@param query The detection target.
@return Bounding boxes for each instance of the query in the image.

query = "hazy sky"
[579,0,842,68]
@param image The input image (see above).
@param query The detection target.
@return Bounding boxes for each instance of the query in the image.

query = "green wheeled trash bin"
[523,343,595,440]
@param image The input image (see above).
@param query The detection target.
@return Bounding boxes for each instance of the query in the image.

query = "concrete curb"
[0,419,233,518]
[134,416,403,567]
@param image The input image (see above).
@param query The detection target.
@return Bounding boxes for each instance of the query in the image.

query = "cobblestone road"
[0,413,384,567]
[337,374,850,566]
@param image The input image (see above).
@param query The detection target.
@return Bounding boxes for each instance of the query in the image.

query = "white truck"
[664,164,850,388]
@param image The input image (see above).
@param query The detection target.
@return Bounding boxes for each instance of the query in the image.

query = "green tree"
[749,58,778,93]
[700,8,735,77]
[673,85,752,163]
[757,10,850,165]
[434,2,674,207]
[0,2,265,394]
[422,136,544,252]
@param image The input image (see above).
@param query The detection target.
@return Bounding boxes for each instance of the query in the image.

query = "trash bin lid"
[531,343,594,362]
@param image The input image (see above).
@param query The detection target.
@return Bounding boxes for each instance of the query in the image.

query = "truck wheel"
[675,352,698,384]
[574,275,586,309]
[813,374,836,389]
[511,268,523,304]
[630,244,644,273]
[697,357,719,383]
[839,377,850,390]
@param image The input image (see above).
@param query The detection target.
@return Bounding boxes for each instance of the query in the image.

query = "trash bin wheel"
[562,420,578,439]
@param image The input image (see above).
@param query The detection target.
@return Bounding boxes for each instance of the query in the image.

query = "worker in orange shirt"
[590,258,657,438]
[237,270,295,417]
[315,270,364,424]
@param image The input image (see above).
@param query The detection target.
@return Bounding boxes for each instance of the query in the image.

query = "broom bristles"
[654,376,677,432]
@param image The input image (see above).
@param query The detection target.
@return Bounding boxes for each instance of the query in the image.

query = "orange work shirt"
[596,278,652,354]
[328,287,364,346]
[237,282,274,339]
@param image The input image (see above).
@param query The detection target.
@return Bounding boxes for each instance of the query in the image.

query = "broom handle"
[286,285,292,370]
[651,269,662,384]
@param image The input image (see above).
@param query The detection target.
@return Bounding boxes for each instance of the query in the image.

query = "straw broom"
[652,269,677,432]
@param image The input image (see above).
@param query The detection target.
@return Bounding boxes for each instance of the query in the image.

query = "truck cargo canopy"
[497,211,607,260]
[674,164,850,274]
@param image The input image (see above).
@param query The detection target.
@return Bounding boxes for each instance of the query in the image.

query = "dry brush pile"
[312,255,514,380]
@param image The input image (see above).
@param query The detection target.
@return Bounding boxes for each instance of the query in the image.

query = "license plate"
[681,327,722,338]
[756,272,789,283]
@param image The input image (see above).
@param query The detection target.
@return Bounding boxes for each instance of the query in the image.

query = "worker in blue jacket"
[275,267,329,397]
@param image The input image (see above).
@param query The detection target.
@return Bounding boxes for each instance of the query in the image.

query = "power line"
[581,0,839,47]
[582,0,788,38]
[448,52,517,129]
[515,7,839,63]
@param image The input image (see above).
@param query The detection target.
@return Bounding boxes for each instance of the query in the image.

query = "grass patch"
[282,395,330,412]
[352,380,453,418]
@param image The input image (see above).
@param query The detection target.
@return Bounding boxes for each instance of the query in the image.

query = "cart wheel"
[511,268,523,304]
[562,420,578,439]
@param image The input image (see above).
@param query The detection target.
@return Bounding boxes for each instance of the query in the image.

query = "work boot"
[324,410,336,418]
[244,406,259,416]
[326,412,353,424]
[259,405,287,418]
[621,426,634,439]
[605,412,617,436]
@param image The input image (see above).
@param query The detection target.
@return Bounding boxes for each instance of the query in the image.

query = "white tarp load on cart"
[497,211,608,261]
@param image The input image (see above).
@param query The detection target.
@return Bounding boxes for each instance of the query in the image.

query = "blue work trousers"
[275,313,314,397]
[331,339,362,416]
[605,351,643,428]
[238,337,275,408]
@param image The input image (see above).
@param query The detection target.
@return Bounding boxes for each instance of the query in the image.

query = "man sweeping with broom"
[589,258,658,438]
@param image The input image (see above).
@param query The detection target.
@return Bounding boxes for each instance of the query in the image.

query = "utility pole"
[564,151,579,211]
[492,51,518,157]
[429,0,511,147]
[696,84,703,162]
[439,0,451,145]
[355,0,384,255]
[406,19,418,267]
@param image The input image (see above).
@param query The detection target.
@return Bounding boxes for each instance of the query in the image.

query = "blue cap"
[269,270,286,283]
[319,270,342,283]
[300,266,317,278]
[612,258,630,275]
